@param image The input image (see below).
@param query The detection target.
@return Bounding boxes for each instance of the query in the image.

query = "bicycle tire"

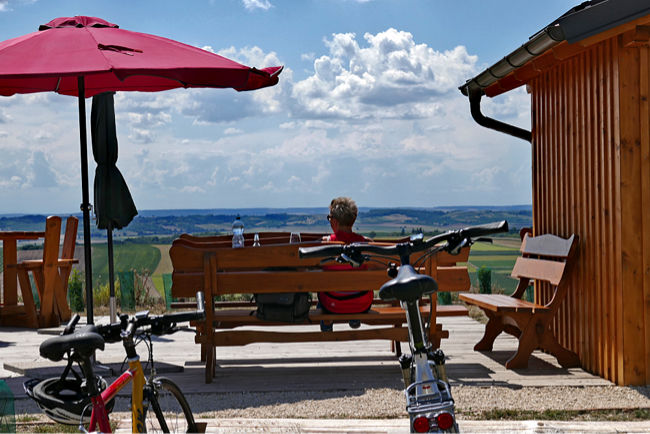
[143,376,197,433]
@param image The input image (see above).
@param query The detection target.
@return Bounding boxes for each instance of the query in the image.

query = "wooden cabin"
[459,0,650,385]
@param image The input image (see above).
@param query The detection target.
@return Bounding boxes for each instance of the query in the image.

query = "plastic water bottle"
[232,215,244,248]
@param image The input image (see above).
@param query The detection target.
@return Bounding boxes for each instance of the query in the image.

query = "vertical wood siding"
[530,36,650,385]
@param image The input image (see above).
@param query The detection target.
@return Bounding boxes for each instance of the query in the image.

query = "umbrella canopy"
[0,16,282,96]
[91,92,137,230]
[0,16,283,324]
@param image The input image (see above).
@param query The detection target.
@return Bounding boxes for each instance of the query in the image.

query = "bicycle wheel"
[143,377,197,433]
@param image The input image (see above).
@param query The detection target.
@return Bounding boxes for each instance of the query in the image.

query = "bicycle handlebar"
[65,292,206,343]
[299,220,509,262]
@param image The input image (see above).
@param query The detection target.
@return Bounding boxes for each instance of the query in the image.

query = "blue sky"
[0,0,582,214]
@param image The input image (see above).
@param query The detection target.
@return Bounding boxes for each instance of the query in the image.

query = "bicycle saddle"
[39,325,105,362]
[379,264,438,302]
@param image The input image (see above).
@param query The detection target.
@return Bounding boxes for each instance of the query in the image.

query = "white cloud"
[242,0,272,11]
[301,52,315,61]
[126,111,171,129]
[180,185,205,193]
[0,107,10,123]
[0,1,9,12]
[175,46,288,124]
[224,127,243,135]
[27,151,59,188]
[128,128,155,144]
[290,29,478,120]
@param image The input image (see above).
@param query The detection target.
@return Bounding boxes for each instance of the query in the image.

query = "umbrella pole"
[107,222,117,323]
[77,76,94,325]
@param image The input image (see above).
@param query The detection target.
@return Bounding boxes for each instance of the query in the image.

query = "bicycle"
[25,292,206,433]
[299,221,509,433]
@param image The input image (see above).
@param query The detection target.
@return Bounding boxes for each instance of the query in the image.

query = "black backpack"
[254,292,311,323]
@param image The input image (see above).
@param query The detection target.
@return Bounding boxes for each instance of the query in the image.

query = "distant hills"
[0,205,532,241]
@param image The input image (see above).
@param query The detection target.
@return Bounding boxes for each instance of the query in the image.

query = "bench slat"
[459,293,549,313]
[208,304,467,324]
[171,240,470,271]
[437,266,471,292]
[521,233,575,258]
[216,269,388,293]
[172,266,470,298]
[511,257,565,285]
[198,327,450,346]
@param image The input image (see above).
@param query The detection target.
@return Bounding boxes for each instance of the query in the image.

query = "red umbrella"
[0,16,283,323]
[0,16,282,96]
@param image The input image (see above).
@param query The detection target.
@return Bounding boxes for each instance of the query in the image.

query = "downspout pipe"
[468,86,532,143]
[459,24,565,144]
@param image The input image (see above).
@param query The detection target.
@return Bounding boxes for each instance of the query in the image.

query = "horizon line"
[0,204,533,218]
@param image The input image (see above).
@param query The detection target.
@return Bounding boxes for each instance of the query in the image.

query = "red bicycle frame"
[88,357,146,433]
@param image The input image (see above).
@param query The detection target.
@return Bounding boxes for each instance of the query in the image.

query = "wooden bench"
[459,232,580,369]
[170,233,471,383]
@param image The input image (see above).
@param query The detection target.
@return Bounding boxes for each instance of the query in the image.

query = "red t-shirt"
[319,230,373,314]
[328,230,367,243]
[323,231,368,271]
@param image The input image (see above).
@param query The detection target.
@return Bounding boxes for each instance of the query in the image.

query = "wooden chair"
[15,216,78,328]
[459,232,581,369]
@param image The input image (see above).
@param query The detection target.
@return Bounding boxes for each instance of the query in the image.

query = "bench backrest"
[170,234,470,299]
[511,233,579,309]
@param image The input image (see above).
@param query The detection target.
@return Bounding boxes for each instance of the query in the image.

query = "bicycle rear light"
[435,411,454,431]
[412,416,430,432]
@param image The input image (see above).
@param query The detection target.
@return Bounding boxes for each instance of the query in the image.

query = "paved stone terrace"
[2,315,611,406]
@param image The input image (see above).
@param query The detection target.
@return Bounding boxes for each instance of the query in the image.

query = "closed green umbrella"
[91,92,137,321]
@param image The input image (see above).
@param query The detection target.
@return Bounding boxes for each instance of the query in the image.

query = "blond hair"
[329,197,358,226]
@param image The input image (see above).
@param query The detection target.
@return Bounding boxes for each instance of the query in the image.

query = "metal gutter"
[459,25,565,98]
[458,0,650,143]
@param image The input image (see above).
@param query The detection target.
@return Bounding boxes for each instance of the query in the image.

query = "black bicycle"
[25,293,205,433]
[299,221,509,433]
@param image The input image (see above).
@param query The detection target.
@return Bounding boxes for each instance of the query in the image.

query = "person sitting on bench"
[319,197,373,331]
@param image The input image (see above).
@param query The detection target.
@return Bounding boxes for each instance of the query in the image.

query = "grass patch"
[151,274,164,296]
[461,408,650,421]
[469,242,519,253]
[92,242,161,286]
[17,422,80,433]
[467,305,488,324]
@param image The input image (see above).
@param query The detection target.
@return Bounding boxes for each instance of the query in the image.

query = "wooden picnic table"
[170,233,472,383]
[0,231,45,308]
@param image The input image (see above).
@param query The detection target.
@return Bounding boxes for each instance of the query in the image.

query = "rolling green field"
[466,240,520,294]
[92,242,161,286]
